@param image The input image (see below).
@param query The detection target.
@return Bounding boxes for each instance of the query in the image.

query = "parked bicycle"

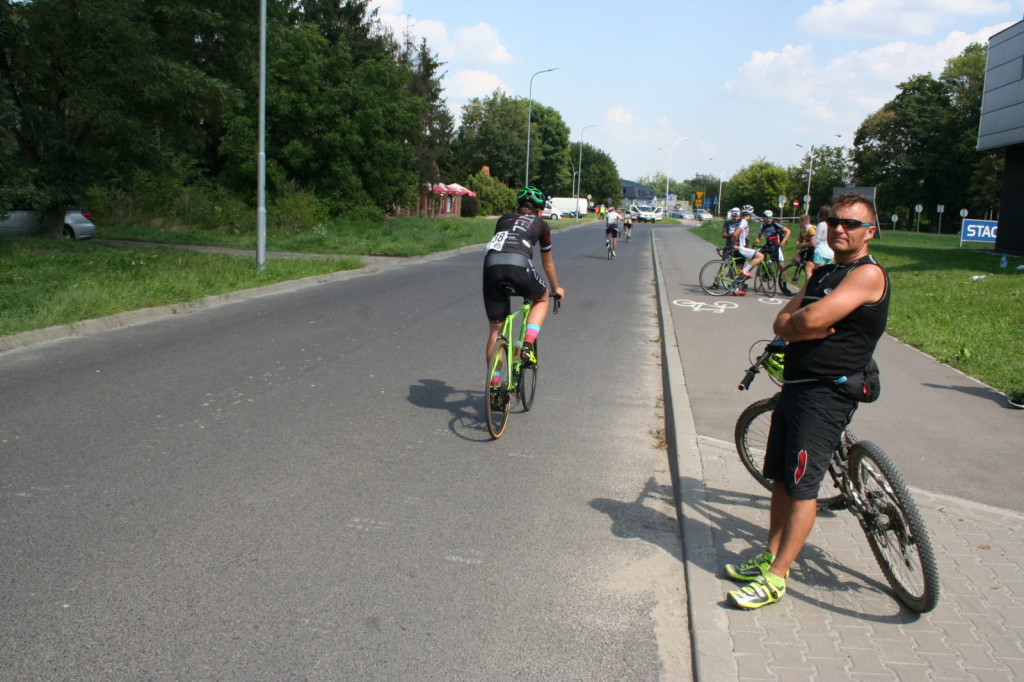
[699,248,747,296]
[485,285,561,439]
[734,338,940,613]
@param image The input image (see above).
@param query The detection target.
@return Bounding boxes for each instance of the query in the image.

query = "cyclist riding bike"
[605,206,621,257]
[623,211,633,240]
[482,186,566,373]
[741,210,790,279]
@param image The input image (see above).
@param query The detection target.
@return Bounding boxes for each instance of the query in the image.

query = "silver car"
[0,209,97,239]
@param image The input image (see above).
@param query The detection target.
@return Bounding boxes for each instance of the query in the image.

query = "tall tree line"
[0,0,453,234]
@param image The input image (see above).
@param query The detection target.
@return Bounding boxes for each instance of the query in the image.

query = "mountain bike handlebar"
[738,337,787,391]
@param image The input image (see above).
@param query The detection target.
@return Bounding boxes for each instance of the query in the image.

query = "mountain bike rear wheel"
[849,441,940,613]
[756,263,778,296]
[735,396,846,510]
[486,339,512,439]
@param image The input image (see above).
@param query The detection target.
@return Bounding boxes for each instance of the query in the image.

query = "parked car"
[0,209,97,239]
[633,204,663,222]
[540,206,562,220]
[694,209,714,221]
[669,209,695,219]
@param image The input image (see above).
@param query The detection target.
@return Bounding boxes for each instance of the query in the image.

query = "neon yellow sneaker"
[724,551,774,582]
[727,571,786,610]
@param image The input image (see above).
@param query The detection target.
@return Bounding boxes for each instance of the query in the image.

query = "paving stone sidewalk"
[686,434,1024,681]
[652,232,1024,680]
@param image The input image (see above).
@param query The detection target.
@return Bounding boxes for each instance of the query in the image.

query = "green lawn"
[692,221,1024,396]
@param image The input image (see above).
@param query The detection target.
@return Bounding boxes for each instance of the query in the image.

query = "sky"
[370,0,1023,186]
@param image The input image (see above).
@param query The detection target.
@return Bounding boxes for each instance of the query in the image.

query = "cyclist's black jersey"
[486,213,552,260]
[784,254,890,381]
[759,222,785,245]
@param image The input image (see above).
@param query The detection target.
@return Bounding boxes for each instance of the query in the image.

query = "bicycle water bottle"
[1000,254,1008,268]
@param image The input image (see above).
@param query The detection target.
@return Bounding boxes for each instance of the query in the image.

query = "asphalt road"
[0,221,691,679]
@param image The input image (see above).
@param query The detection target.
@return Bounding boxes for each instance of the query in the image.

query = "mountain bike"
[485,286,561,439]
[734,338,940,613]
[699,248,747,296]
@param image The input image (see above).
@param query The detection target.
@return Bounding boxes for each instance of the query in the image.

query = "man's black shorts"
[482,252,547,322]
[763,383,857,500]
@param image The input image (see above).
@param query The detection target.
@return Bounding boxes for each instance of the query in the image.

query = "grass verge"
[691,221,1024,396]
[0,239,360,336]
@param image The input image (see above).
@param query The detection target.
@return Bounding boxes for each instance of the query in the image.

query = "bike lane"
[651,226,1024,681]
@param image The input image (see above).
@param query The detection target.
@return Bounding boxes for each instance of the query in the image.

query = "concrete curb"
[650,230,734,681]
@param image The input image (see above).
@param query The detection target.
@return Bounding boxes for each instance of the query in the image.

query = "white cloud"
[454,24,514,65]
[725,23,1011,137]
[799,0,1014,39]
[447,70,511,100]
[605,106,635,126]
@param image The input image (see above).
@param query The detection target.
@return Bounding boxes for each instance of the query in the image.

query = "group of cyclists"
[720,204,837,296]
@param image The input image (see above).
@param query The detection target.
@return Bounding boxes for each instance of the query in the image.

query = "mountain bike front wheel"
[849,441,940,613]
[486,339,512,439]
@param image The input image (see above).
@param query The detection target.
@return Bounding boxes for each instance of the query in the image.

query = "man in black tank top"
[725,193,890,610]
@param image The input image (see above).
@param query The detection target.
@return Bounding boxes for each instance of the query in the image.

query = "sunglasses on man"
[825,216,874,230]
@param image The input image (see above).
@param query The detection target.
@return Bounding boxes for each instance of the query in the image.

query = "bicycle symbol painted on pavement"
[672,299,739,313]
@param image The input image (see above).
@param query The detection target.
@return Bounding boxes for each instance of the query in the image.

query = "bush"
[464,170,516,216]
[460,194,479,217]
[268,185,329,234]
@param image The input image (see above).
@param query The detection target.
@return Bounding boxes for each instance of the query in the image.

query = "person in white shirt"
[605,207,621,257]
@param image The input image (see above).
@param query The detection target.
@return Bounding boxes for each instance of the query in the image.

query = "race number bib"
[486,231,509,252]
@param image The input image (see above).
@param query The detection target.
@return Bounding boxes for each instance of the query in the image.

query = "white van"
[549,197,588,217]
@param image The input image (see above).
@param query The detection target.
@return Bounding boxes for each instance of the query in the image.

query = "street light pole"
[665,137,689,210]
[577,124,595,209]
[256,0,267,270]
[525,67,558,188]
[796,134,841,216]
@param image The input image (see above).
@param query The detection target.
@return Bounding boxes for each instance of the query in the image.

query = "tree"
[0,0,237,235]
[792,145,852,213]
[851,44,997,229]
[724,160,789,215]
[577,144,620,207]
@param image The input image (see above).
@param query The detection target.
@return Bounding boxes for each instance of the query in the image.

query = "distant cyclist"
[623,211,633,240]
[605,206,621,257]
[482,186,566,372]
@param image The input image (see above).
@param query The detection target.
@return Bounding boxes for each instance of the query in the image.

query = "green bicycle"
[699,248,747,296]
[750,250,780,296]
[485,285,561,439]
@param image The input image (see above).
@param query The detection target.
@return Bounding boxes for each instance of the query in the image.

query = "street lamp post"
[796,134,841,215]
[525,67,558,188]
[664,137,689,210]
[576,124,595,206]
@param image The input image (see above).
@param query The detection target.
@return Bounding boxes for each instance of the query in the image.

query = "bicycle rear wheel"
[519,341,537,411]
[699,259,733,296]
[486,339,512,439]
[756,263,778,296]
[735,396,846,509]
[849,441,940,613]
